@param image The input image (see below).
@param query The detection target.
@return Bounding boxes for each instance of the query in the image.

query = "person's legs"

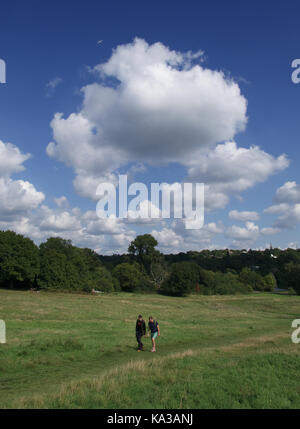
[136,333,143,350]
[151,337,155,351]
[151,332,157,351]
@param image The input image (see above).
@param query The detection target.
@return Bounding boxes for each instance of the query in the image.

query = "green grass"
[0,289,300,408]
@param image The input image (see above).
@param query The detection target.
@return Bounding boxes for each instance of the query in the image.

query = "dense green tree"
[198,268,251,295]
[128,234,167,288]
[161,262,200,296]
[213,272,252,295]
[263,273,277,291]
[112,262,149,292]
[0,230,39,289]
[239,267,266,291]
[128,234,158,270]
[149,255,168,289]
[198,268,217,293]
[279,262,300,294]
[86,266,115,292]
[128,234,158,258]
[39,238,72,290]
[81,248,114,292]
[38,237,115,292]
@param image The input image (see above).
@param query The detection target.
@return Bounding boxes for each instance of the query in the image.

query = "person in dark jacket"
[136,315,146,351]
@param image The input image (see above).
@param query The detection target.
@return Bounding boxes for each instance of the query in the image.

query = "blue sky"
[0,0,300,254]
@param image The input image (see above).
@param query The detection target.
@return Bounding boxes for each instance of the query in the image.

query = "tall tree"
[128,234,166,287]
[0,230,39,289]
[128,234,158,263]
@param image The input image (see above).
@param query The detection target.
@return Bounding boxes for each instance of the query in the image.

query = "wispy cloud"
[46,76,63,97]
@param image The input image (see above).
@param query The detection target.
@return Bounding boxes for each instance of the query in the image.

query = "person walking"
[148,316,160,352]
[136,314,146,352]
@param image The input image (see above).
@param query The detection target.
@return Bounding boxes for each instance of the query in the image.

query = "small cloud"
[54,196,69,209]
[274,181,300,204]
[287,242,299,249]
[264,203,289,214]
[229,210,259,222]
[46,77,63,97]
[236,76,251,85]
[261,227,280,235]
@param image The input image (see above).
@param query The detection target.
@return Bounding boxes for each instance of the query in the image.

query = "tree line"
[0,230,299,296]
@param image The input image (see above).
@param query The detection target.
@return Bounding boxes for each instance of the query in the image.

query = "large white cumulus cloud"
[47,38,248,199]
[89,38,247,160]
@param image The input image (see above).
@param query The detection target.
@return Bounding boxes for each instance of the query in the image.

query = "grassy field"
[0,288,300,408]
